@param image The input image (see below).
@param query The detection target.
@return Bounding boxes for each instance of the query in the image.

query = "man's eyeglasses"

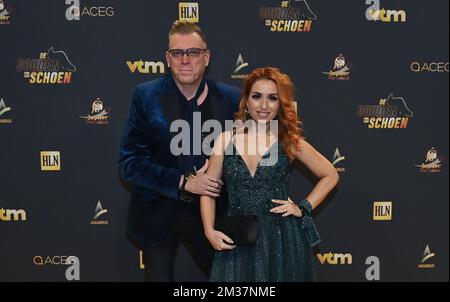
[167,48,208,58]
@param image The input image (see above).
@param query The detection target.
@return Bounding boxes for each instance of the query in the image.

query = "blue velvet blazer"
[118,75,240,248]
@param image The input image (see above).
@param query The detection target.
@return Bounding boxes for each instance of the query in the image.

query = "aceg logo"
[65,0,114,21]
[33,255,80,281]
[411,61,449,73]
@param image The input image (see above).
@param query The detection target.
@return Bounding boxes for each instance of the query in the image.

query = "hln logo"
[373,201,392,221]
[0,208,27,221]
[179,2,199,22]
[316,252,352,265]
[40,151,61,171]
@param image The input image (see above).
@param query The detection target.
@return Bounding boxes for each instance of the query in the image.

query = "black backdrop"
[0,0,448,282]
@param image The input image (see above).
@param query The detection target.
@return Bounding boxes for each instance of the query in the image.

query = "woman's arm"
[294,138,340,210]
[200,131,236,251]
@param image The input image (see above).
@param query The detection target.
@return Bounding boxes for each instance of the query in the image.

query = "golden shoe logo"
[418,245,435,269]
[80,98,111,125]
[415,147,444,173]
[317,252,352,265]
[40,151,61,171]
[0,208,26,221]
[356,93,413,129]
[126,60,165,74]
[179,2,199,22]
[16,47,77,84]
[323,54,352,80]
[373,201,392,221]
[259,0,317,32]
[366,0,406,23]
[0,97,12,124]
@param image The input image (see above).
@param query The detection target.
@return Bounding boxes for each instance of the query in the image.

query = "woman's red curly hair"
[234,67,303,161]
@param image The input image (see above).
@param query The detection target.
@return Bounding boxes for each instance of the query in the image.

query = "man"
[118,20,241,282]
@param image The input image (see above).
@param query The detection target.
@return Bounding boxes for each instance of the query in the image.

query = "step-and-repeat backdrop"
[0,0,448,281]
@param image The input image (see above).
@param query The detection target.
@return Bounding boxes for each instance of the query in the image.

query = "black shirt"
[173,77,213,176]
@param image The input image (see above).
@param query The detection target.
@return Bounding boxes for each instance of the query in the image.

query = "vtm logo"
[0,208,27,221]
[317,252,352,265]
[126,60,165,74]
[365,0,406,23]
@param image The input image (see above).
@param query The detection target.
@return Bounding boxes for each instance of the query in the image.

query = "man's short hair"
[168,20,207,47]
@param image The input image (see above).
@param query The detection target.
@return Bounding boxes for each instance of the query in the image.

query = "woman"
[200,67,339,281]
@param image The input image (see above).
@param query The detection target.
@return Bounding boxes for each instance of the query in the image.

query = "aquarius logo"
[259,0,317,32]
[231,53,249,79]
[179,2,199,22]
[356,93,413,129]
[0,98,12,124]
[418,245,435,269]
[415,147,444,173]
[91,201,108,225]
[332,148,346,173]
[366,0,406,23]
[323,54,351,80]
[317,252,352,265]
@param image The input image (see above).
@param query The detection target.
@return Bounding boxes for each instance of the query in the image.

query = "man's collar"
[161,73,223,100]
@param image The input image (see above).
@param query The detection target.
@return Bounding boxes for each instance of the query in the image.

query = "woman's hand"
[205,229,237,251]
[270,197,302,218]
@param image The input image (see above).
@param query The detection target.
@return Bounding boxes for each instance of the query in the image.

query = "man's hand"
[185,159,224,198]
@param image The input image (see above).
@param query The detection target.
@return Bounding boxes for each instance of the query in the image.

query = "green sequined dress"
[210,142,321,282]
